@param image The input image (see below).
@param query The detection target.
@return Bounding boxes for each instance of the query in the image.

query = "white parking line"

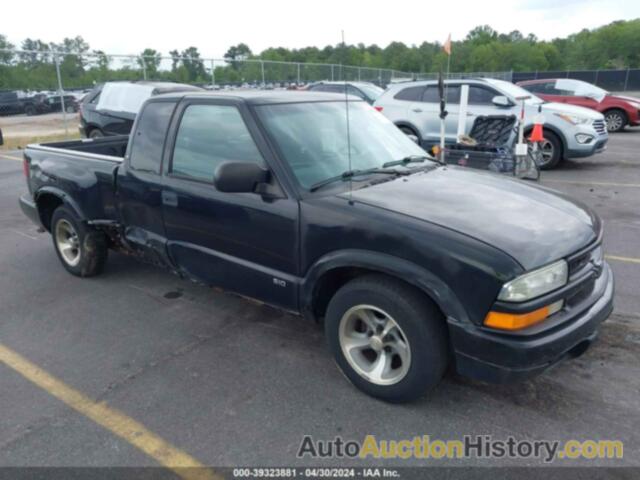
[544,179,640,188]
[0,153,23,162]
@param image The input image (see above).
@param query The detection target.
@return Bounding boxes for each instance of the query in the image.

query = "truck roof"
[153,90,364,105]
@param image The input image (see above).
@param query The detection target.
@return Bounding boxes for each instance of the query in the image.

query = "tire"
[536,130,562,170]
[324,274,449,403]
[604,109,627,133]
[89,129,104,139]
[25,105,36,116]
[51,206,108,277]
[398,125,420,144]
[65,105,76,114]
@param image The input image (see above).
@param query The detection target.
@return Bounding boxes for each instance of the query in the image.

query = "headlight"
[498,260,568,302]
[553,113,591,125]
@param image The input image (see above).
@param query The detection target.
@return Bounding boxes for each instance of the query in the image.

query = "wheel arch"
[34,187,87,231]
[602,107,628,123]
[394,121,421,139]
[301,249,468,324]
[524,124,566,157]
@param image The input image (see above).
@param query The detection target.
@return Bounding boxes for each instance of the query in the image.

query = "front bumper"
[19,194,42,228]
[566,137,608,158]
[449,262,614,383]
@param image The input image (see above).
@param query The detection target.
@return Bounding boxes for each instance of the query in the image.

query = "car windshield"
[256,101,432,190]
[485,78,544,105]
[357,83,384,101]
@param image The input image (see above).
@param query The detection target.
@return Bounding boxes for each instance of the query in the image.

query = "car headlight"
[498,260,568,302]
[553,113,591,125]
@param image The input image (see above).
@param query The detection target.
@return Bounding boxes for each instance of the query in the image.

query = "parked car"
[79,81,203,138]
[23,93,79,115]
[43,94,80,114]
[0,90,27,116]
[374,78,608,169]
[20,91,613,402]
[517,78,640,133]
[306,81,384,105]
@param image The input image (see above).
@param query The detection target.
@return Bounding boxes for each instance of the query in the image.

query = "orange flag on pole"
[443,34,452,56]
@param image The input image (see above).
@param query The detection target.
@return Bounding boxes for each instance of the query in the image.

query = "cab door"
[464,83,515,133]
[410,84,460,145]
[117,100,176,265]
[160,98,299,309]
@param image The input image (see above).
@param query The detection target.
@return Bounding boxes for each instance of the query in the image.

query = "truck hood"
[541,102,604,120]
[345,167,600,270]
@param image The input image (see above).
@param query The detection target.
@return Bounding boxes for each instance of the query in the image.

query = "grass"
[1,132,81,151]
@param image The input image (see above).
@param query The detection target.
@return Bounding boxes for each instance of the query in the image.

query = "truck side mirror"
[214,161,269,193]
[492,96,514,108]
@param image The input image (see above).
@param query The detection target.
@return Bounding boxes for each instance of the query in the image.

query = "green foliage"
[1,19,640,91]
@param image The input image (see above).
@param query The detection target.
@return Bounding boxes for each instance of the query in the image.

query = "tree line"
[1,19,639,90]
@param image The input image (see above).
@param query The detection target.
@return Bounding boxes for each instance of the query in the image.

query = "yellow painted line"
[0,153,23,162]
[544,179,640,188]
[606,254,640,265]
[0,343,219,480]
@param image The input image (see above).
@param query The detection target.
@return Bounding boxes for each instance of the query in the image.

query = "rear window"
[128,101,175,174]
[393,86,424,101]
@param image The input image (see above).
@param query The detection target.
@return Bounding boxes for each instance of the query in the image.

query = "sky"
[2,0,639,59]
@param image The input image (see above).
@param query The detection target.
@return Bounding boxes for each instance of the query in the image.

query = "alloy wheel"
[55,219,81,267]
[605,112,624,132]
[338,305,411,386]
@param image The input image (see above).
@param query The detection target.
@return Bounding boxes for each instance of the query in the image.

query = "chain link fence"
[512,69,640,93]
[0,49,427,147]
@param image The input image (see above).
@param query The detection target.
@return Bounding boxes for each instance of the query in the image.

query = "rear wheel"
[536,130,562,170]
[89,128,104,139]
[604,109,627,133]
[51,206,108,277]
[398,125,420,144]
[325,274,448,403]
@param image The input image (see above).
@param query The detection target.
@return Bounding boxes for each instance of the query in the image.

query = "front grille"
[568,245,603,279]
[566,278,596,308]
[592,119,606,135]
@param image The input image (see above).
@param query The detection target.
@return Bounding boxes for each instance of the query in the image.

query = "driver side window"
[171,104,263,183]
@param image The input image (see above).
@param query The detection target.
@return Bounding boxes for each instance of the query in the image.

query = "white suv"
[374,78,608,169]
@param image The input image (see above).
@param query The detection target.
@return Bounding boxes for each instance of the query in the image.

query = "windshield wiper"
[309,168,399,192]
[382,155,431,168]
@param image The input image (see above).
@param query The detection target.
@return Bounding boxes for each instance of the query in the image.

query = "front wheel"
[51,206,108,277]
[536,130,562,170]
[89,128,104,139]
[325,275,449,403]
[604,109,627,133]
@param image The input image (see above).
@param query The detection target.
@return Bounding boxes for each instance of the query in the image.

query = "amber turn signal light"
[484,301,563,331]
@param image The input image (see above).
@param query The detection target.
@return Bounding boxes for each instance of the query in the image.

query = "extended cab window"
[171,104,263,182]
[129,101,175,174]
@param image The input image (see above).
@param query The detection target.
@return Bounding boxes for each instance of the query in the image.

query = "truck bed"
[24,136,129,224]
[34,135,129,160]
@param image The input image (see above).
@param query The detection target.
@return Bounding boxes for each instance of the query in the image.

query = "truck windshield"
[256,101,431,190]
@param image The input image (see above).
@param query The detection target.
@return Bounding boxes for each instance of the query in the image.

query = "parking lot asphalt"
[0,132,639,473]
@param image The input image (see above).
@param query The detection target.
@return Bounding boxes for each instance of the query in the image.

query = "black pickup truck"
[19,91,614,402]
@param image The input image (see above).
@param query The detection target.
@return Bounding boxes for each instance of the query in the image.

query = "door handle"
[411,108,423,113]
[161,191,178,207]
